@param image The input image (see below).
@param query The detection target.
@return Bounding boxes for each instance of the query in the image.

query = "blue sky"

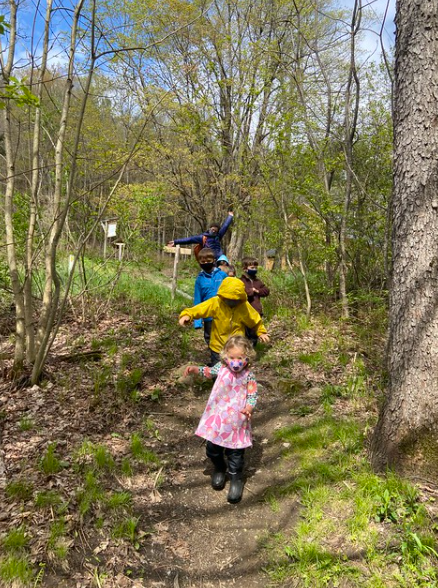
[12,0,396,72]
[340,0,396,56]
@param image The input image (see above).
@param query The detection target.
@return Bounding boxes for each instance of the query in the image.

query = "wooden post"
[103,220,108,259]
[171,245,180,300]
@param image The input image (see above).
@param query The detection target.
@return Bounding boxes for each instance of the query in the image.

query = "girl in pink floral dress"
[184,335,258,504]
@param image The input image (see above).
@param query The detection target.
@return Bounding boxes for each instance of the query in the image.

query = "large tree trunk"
[371,1,438,474]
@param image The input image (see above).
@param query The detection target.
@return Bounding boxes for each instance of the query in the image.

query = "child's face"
[225,345,249,372]
[199,253,215,269]
[246,264,258,271]
[222,298,241,308]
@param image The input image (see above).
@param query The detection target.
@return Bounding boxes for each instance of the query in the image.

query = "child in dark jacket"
[240,257,270,346]
[167,212,233,260]
[193,248,227,347]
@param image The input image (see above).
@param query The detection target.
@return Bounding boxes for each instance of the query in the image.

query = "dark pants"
[203,320,212,346]
[206,441,245,479]
[245,326,258,348]
[209,348,221,366]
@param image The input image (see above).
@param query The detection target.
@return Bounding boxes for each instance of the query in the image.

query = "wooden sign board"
[163,245,192,255]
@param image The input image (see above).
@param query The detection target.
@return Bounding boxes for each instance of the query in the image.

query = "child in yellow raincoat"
[179,277,270,365]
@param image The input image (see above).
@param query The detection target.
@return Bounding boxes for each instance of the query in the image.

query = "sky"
[11,0,397,73]
[340,0,396,57]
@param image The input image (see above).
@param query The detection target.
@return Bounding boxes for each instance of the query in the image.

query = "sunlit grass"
[263,407,438,587]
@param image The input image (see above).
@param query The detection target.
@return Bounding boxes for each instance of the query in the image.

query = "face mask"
[223,299,240,308]
[209,228,218,236]
[200,262,215,272]
[247,268,258,277]
[226,358,249,373]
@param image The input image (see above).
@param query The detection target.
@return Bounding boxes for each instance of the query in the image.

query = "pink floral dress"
[195,365,258,449]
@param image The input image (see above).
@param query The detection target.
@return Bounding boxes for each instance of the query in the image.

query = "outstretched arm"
[179,298,217,323]
[183,362,221,379]
[218,212,234,239]
[173,234,204,246]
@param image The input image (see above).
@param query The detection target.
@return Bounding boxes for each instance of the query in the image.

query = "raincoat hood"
[217,277,247,301]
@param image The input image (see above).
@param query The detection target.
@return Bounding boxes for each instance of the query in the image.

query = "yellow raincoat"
[179,277,268,352]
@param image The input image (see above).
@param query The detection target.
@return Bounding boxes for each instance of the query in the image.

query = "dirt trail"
[0,307,302,588]
[139,373,299,587]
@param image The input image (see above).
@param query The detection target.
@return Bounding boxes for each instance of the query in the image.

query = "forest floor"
[2,272,435,588]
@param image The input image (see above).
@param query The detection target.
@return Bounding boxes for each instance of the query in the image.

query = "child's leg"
[206,441,226,490]
[245,326,258,348]
[203,320,212,346]
[209,348,221,366]
[225,448,245,503]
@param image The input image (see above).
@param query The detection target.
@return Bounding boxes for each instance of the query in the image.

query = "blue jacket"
[174,214,233,259]
[193,268,228,328]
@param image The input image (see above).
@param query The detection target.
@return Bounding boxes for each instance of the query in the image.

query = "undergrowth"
[262,368,438,587]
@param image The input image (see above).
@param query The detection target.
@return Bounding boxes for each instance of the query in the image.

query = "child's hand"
[183,366,199,377]
[253,288,259,294]
[259,333,270,343]
[179,315,191,326]
[241,405,253,420]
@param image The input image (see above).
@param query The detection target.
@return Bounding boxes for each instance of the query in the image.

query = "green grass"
[0,555,34,585]
[297,351,326,369]
[92,445,116,472]
[34,490,67,513]
[47,518,67,549]
[105,491,132,510]
[2,526,29,553]
[264,408,438,587]
[76,470,105,518]
[130,432,160,466]
[39,443,63,475]
[19,415,34,431]
[5,479,33,501]
[120,457,133,477]
[74,440,115,472]
[112,516,139,543]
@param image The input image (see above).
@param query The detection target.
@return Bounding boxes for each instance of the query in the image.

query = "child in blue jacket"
[193,248,228,348]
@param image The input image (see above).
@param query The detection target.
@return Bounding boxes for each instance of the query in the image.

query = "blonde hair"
[220,335,256,364]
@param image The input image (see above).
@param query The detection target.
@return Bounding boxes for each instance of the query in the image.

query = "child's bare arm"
[183,364,220,379]
[183,365,200,377]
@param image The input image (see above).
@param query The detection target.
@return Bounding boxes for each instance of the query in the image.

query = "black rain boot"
[211,466,226,490]
[227,474,244,503]
[207,442,226,490]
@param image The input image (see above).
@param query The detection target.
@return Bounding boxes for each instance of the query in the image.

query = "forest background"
[5,1,438,587]
[0,0,395,382]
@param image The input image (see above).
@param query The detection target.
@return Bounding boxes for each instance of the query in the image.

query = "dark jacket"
[173,214,233,259]
[193,268,227,328]
[240,274,270,315]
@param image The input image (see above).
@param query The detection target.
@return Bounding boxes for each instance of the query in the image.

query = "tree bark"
[2,0,26,374]
[371,0,438,474]
[24,0,53,364]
